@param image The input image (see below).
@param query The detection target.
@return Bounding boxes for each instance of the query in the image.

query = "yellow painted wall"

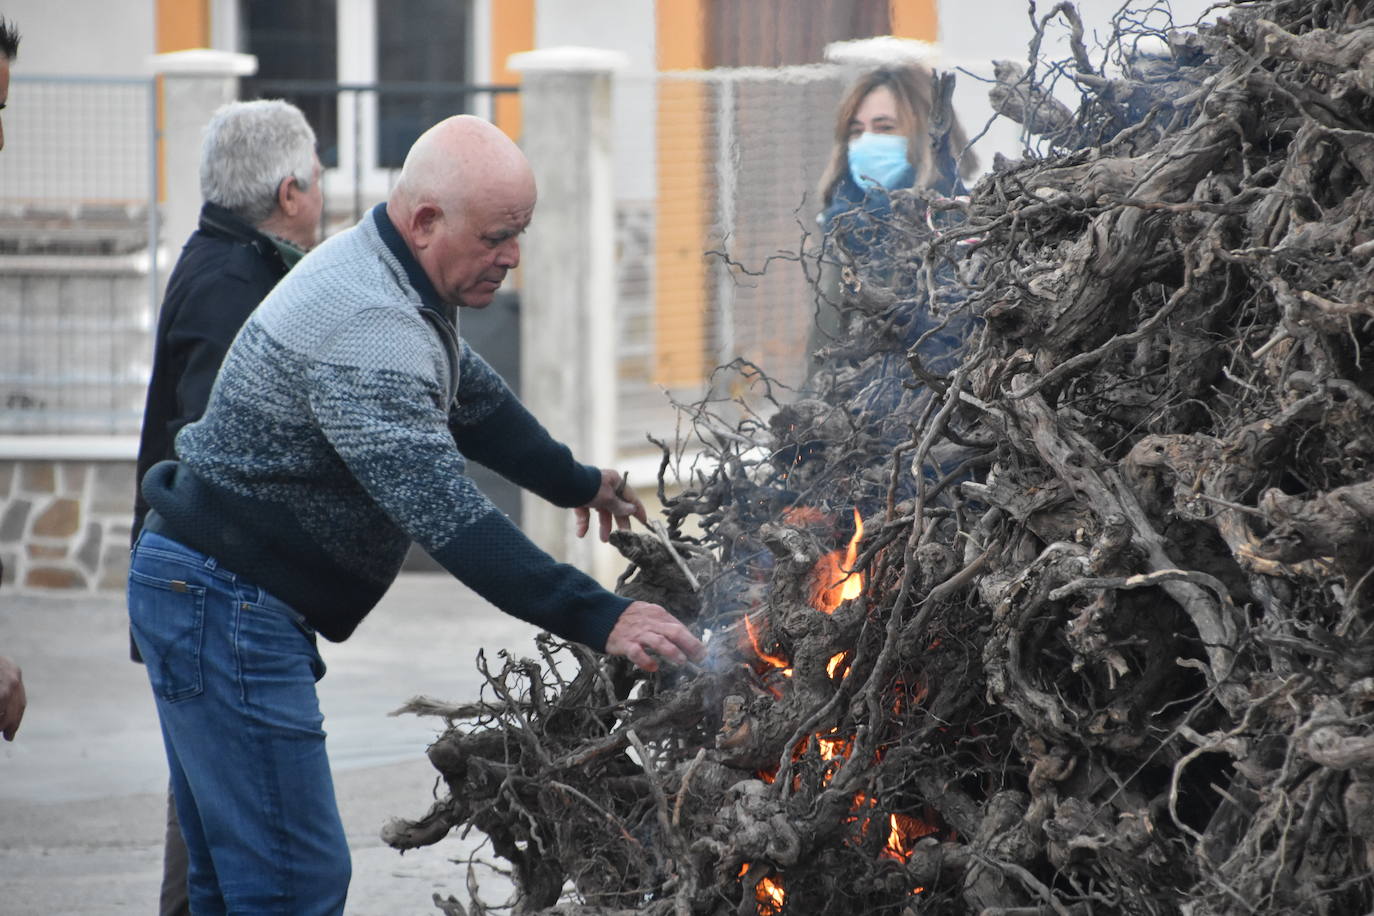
[154,0,210,201]
[653,0,711,388]
[156,0,210,52]
[889,0,939,41]
[491,0,535,139]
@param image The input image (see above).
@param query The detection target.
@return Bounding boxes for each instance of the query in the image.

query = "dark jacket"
[132,203,293,544]
[129,204,292,663]
[809,166,980,495]
[811,168,975,394]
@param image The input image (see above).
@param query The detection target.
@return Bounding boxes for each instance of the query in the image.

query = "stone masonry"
[0,458,135,592]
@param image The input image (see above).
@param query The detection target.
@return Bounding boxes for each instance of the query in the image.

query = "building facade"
[0,0,1218,589]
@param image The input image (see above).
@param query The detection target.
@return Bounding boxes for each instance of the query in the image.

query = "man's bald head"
[390,115,533,225]
[387,116,537,308]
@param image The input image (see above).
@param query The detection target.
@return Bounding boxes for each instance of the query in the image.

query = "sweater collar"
[371,202,455,323]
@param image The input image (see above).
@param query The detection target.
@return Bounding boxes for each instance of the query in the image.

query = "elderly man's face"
[288,155,325,248]
[424,176,535,308]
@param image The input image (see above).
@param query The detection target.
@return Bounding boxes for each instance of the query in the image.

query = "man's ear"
[409,202,442,249]
[277,175,300,218]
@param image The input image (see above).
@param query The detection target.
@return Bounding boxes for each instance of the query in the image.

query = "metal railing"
[242,79,519,225]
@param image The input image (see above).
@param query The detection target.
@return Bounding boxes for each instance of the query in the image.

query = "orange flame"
[743,612,792,676]
[756,876,785,913]
[815,733,851,761]
[891,678,930,715]
[808,731,853,786]
[811,509,865,613]
[827,651,850,679]
[739,866,785,915]
[848,797,939,872]
[883,812,938,862]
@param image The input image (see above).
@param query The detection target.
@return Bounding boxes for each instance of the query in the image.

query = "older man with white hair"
[131,97,323,916]
[129,115,703,914]
[134,99,322,545]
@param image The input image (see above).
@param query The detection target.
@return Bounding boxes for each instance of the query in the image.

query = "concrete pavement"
[0,573,540,915]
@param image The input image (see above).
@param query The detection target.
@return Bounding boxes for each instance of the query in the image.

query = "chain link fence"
[0,67,857,445]
[0,77,517,436]
[616,65,847,451]
[0,74,159,435]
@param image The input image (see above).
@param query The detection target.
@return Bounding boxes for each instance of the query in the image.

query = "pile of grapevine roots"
[385,2,1374,913]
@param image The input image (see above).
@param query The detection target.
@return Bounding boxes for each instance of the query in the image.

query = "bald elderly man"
[128,115,704,914]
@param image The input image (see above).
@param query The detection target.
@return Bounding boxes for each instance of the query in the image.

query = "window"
[376,0,471,167]
[710,0,890,67]
[235,0,473,199]
[240,0,340,166]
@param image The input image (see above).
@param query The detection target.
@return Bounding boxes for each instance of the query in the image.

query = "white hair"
[200,99,317,226]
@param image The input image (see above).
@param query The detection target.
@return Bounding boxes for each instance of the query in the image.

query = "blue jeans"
[128,530,350,915]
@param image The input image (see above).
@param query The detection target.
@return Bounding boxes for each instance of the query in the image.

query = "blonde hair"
[818,66,978,206]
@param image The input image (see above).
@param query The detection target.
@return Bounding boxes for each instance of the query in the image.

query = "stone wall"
[0,458,135,592]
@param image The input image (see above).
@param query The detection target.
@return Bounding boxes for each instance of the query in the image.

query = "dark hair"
[818,65,978,206]
[0,16,19,60]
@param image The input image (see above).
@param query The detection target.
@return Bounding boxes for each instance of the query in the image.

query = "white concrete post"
[823,36,941,72]
[508,48,627,580]
[148,50,258,273]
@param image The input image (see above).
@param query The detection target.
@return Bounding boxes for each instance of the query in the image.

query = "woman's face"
[848,85,905,140]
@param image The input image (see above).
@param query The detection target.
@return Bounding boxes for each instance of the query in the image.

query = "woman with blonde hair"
[818,64,978,227]
[807,62,981,484]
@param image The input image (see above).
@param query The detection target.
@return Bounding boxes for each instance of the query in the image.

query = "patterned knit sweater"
[141,203,631,647]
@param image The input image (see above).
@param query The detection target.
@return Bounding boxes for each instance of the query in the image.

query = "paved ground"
[0,573,540,915]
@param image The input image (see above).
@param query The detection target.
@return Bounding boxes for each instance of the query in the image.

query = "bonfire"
[385,2,1374,913]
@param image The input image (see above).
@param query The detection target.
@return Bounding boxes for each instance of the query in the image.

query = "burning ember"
[781,505,829,527]
[815,731,851,762]
[850,797,939,876]
[810,509,865,612]
[743,612,791,675]
[742,612,793,698]
[756,875,785,913]
[884,812,938,862]
[826,651,850,679]
[738,865,786,915]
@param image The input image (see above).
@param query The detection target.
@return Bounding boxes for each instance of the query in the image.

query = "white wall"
[938,0,1222,171]
[2,0,155,76]
[535,0,657,202]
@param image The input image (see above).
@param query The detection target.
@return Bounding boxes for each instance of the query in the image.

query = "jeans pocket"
[129,568,207,702]
[237,598,328,686]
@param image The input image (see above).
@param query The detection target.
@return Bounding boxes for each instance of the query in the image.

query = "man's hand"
[605,601,705,672]
[0,655,26,741]
[576,469,648,543]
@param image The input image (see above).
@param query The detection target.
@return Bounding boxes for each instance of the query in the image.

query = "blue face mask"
[847,132,913,190]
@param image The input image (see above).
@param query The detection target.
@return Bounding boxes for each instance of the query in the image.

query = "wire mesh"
[0,75,157,435]
[0,66,853,444]
[616,65,847,450]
